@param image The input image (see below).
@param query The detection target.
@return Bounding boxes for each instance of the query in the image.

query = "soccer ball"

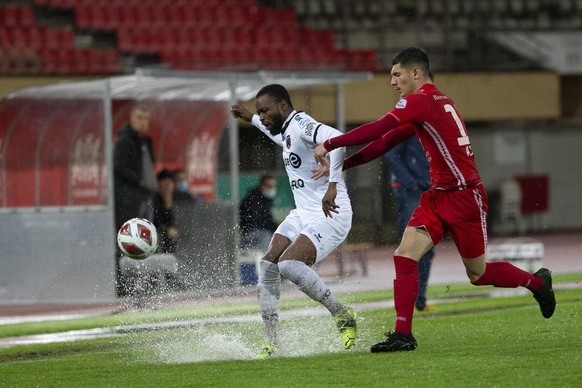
[117,218,158,260]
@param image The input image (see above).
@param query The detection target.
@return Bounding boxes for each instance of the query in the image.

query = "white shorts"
[274,208,352,263]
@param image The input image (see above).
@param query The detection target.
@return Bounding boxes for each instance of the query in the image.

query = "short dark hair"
[157,169,174,181]
[256,84,294,109]
[392,47,430,76]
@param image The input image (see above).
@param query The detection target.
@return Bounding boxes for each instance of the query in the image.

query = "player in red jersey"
[315,47,556,352]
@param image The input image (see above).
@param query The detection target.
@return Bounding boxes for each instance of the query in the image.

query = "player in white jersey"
[231,84,357,359]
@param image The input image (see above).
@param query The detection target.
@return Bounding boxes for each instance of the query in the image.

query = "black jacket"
[153,193,176,253]
[113,123,154,228]
[239,186,276,235]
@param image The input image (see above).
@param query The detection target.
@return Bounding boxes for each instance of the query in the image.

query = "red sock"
[472,262,542,291]
[393,255,419,336]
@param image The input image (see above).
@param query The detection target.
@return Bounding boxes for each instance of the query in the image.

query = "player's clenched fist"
[231,104,253,122]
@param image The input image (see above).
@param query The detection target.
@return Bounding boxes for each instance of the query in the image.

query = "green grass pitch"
[0,274,580,387]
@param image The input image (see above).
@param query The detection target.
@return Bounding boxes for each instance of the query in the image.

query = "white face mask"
[262,188,277,200]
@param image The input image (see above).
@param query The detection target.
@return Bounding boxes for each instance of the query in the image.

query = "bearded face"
[255,94,287,136]
[267,112,285,136]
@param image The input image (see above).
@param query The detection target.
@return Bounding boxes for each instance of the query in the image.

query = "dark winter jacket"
[239,186,277,235]
[113,123,155,228]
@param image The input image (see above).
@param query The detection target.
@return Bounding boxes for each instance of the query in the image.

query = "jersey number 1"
[444,104,473,156]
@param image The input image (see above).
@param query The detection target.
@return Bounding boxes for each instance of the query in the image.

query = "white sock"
[258,260,280,344]
[278,260,344,316]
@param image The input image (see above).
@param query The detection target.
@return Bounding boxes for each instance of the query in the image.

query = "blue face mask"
[176,181,188,193]
[262,188,277,200]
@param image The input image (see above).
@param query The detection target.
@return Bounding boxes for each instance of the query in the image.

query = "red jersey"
[390,83,481,190]
[327,83,482,191]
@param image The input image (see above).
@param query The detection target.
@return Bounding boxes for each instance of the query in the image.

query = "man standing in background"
[113,103,157,296]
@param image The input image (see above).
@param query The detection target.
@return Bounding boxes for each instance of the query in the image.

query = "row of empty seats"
[162,46,377,71]
[67,2,372,72]
[74,4,295,30]
[294,0,582,31]
[35,0,256,10]
[1,1,381,75]
[0,4,35,27]
[293,0,582,20]
[0,47,42,75]
[0,5,119,75]
[0,26,75,50]
[0,46,120,75]
[117,26,334,54]
[41,48,120,74]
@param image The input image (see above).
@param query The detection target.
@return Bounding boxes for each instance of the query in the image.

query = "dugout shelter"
[0,69,370,305]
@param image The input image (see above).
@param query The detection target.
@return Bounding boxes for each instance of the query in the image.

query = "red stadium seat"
[0,5,19,27]
[102,50,120,73]
[0,6,19,27]
[348,50,380,71]
[117,5,140,28]
[75,48,119,74]
[39,0,378,73]
[19,6,36,27]
[164,4,187,26]
[40,47,59,73]
[26,27,44,50]
[89,5,107,30]
[74,5,92,29]
[55,48,74,73]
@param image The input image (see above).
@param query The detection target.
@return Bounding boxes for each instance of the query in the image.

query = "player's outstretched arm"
[324,113,400,152]
[233,104,282,146]
[231,104,253,122]
[343,124,415,170]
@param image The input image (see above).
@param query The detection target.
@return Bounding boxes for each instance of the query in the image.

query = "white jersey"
[251,111,351,220]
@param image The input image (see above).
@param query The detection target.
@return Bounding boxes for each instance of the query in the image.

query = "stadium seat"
[499,178,526,235]
[0,5,19,28]
[0,47,42,75]
[28,27,45,50]
[102,49,120,73]
[349,50,380,71]
[74,5,92,29]
[24,0,387,74]
[125,5,150,26]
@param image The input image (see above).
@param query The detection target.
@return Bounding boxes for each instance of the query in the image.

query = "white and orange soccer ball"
[117,218,158,260]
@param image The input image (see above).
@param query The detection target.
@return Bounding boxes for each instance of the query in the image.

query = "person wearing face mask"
[172,168,197,202]
[153,169,179,254]
[239,174,278,253]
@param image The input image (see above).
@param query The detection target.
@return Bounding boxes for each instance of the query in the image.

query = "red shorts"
[408,184,489,259]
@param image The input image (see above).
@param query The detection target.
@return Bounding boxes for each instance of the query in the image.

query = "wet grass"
[0,272,580,338]
[0,275,580,387]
